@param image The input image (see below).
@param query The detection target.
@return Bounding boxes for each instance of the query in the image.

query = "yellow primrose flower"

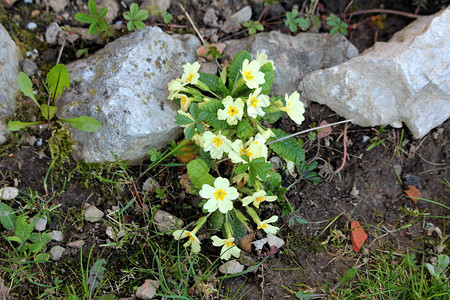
[242,190,277,208]
[211,235,241,260]
[176,94,191,111]
[256,51,276,70]
[167,78,187,100]
[282,91,305,125]
[240,59,265,89]
[256,215,279,234]
[228,139,249,164]
[247,87,270,118]
[192,133,204,147]
[247,133,268,160]
[199,177,239,213]
[172,229,201,253]
[202,131,232,159]
[182,62,201,85]
[217,96,244,125]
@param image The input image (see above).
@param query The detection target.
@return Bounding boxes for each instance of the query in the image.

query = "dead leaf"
[196,43,226,61]
[404,185,421,205]
[350,220,367,252]
[317,120,332,139]
[239,233,255,253]
[176,140,199,164]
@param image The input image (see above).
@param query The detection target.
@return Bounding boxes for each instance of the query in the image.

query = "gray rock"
[142,177,161,192]
[45,22,62,45]
[20,58,38,76]
[0,187,19,200]
[34,215,48,232]
[301,9,450,139]
[140,0,171,12]
[203,8,219,27]
[49,246,66,261]
[267,233,285,248]
[219,260,244,274]
[84,205,104,222]
[222,5,252,33]
[136,279,160,299]
[223,31,358,97]
[99,0,119,24]
[50,230,64,242]
[153,210,184,233]
[48,0,68,13]
[58,26,200,163]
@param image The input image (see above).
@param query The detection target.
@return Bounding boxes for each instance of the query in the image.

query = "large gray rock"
[223,31,358,97]
[0,24,21,145]
[301,8,450,139]
[58,27,200,163]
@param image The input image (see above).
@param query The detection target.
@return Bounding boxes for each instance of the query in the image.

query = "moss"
[88,88,97,97]
[48,122,76,164]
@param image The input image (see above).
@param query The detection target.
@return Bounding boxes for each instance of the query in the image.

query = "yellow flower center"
[250,97,259,107]
[187,73,195,82]
[257,223,267,229]
[239,148,253,157]
[179,95,187,105]
[254,196,264,204]
[243,70,254,81]
[227,105,239,117]
[212,137,223,147]
[225,240,235,248]
[214,189,227,201]
[186,232,195,241]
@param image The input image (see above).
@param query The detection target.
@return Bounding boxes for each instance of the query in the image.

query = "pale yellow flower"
[167,78,186,100]
[172,229,201,253]
[199,177,239,213]
[247,87,270,118]
[282,91,305,125]
[240,59,265,89]
[176,94,191,111]
[242,190,277,208]
[256,51,276,70]
[202,131,232,159]
[211,235,241,260]
[217,96,245,125]
[256,216,279,234]
[192,133,204,147]
[246,133,268,160]
[182,62,201,85]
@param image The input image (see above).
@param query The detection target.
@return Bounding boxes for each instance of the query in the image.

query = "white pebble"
[49,246,65,261]
[85,205,104,223]
[0,187,19,200]
[27,22,38,30]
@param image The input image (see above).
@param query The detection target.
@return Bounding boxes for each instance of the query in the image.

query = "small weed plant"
[168,51,308,259]
[123,3,149,31]
[74,0,112,37]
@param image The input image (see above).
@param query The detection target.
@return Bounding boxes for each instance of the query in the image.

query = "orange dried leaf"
[350,220,368,252]
[239,233,254,253]
[176,140,199,164]
[196,43,226,61]
[317,120,332,139]
[404,185,421,204]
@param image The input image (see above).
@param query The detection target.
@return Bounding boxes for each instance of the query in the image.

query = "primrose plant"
[8,64,102,133]
[168,50,306,260]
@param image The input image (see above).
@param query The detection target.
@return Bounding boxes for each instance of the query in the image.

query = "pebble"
[45,22,62,45]
[34,215,48,232]
[203,7,218,27]
[27,22,38,30]
[142,177,160,192]
[84,205,104,223]
[153,210,184,233]
[267,234,285,248]
[49,246,65,261]
[20,58,38,76]
[48,0,69,13]
[66,240,84,248]
[221,5,252,33]
[0,187,19,200]
[252,238,267,250]
[219,260,245,274]
[50,230,63,242]
[136,279,160,299]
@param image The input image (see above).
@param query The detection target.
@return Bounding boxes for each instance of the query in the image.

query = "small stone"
[153,210,184,233]
[252,238,267,250]
[136,279,160,299]
[140,0,170,13]
[48,0,69,13]
[203,8,218,27]
[27,22,37,30]
[219,260,245,274]
[142,177,160,192]
[66,240,84,248]
[45,22,62,45]
[50,230,63,242]
[267,234,285,248]
[0,187,19,200]
[405,174,421,189]
[49,246,65,261]
[221,6,252,33]
[20,58,38,76]
[393,164,402,176]
[34,215,48,232]
[269,156,282,171]
[85,205,104,223]
[99,0,119,24]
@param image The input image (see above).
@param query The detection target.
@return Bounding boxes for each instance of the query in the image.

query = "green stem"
[231,77,245,96]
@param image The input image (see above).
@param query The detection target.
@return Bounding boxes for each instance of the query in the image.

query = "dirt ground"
[1,0,449,299]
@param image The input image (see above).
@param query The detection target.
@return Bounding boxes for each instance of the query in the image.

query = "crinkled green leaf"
[265,171,282,189]
[236,118,254,139]
[40,104,57,121]
[62,116,102,132]
[35,253,50,262]
[129,3,138,16]
[187,159,215,189]
[29,232,52,243]
[29,242,47,254]
[199,73,229,97]
[88,259,107,290]
[259,62,274,95]
[230,210,247,240]
[0,202,16,230]
[198,100,230,130]
[47,64,70,102]
[75,12,96,23]
[134,9,149,21]
[227,50,252,88]
[208,210,224,230]
[14,214,33,242]
[175,114,194,126]
[268,128,305,165]
[18,72,39,107]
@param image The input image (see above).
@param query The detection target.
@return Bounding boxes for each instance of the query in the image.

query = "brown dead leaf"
[239,233,254,253]
[196,43,226,61]
[404,185,421,204]
[317,120,332,139]
[176,140,199,164]
[350,220,368,252]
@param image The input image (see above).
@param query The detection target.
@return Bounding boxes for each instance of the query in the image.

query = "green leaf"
[29,232,52,243]
[14,215,33,242]
[330,26,339,35]
[259,62,274,95]
[18,72,39,107]
[295,291,320,299]
[87,259,107,290]
[311,15,321,28]
[88,22,99,35]
[236,118,254,139]
[339,268,356,284]
[134,21,146,30]
[0,202,16,230]
[175,114,194,126]
[8,120,42,131]
[46,64,70,102]
[88,0,98,16]
[163,12,173,24]
[29,242,46,253]
[227,51,252,88]
[265,171,282,189]
[268,128,305,165]
[62,116,102,132]
[296,17,310,30]
[184,124,196,140]
[208,210,224,230]
[75,12,96,24]
[129,3,138,16]
[98,7,107,19]
[134,9,149,21]
[40,104,57,121]
[187,159,215,189]
[198,100,230,130]
[35,253,50,262]
[229,210,247,240]
[6,236,22,243]
[198,73,229,97]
